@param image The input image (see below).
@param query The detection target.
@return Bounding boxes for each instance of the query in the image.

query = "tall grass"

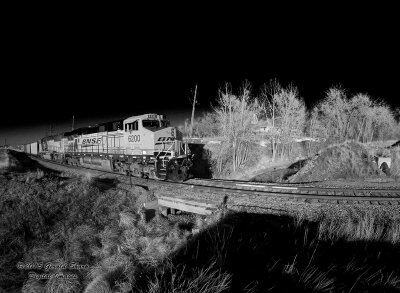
[0,165,196,292]
[133,211,400,292]
[318,212,400,244]
[139,261,232,293]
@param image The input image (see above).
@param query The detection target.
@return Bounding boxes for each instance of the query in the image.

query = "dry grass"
[84,275,112,293]
[317,212,400,244]
[0,155,196,292]
[0,150,19,169]
[0,154,10,168]
[21,279,45,293]
[282,257,336,293]
[25,169,45,183]
[204,142,266,179]
[290,141,383,182]
[45,277,80,293]
[139,261,232,293]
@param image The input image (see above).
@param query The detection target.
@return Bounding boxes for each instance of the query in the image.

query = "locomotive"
[23,113,193,181]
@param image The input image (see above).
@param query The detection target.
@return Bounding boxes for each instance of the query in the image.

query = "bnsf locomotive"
[23,113,193,181]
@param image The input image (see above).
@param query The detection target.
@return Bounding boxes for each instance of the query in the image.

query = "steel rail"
[32,156,400,206]
[188,178,400,192]
[186,184,400,205]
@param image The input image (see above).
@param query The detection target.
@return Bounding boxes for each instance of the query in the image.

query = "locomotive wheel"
[166,160,188,182]
[155,159,167,180]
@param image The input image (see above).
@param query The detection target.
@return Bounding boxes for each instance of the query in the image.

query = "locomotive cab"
[123,113,191,181]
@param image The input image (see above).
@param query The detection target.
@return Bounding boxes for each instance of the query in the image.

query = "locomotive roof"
[64,119,124,137]
[124,113,166,122]
[42,114,167,140]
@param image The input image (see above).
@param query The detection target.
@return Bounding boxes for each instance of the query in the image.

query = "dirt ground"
[236,159,293,181]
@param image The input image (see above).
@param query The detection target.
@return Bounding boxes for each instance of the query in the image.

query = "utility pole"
[72,115,75,131]
[47,124,55,137]
[190,84,198,138]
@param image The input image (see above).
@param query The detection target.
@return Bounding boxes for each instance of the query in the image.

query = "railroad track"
[32,156,400,206]
[185,178,400,205]
[187,178,400,195]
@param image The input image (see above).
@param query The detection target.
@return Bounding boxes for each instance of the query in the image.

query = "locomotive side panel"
[24,144,31,154]
[47,139,61,152]
[77,131,125,154]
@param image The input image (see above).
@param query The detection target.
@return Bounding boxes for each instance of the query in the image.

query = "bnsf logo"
[158,137,175,142]
[82,138,102,144]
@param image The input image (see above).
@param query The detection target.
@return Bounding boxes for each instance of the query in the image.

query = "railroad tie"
[292,197,304,202]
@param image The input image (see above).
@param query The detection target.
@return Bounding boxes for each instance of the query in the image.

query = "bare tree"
[260,81,306,161]
[192,112,220,137]
[371,104,396,141]
[315,87,353,140]
[214,82,262,172]
[313,88,397,143]
[260,79,281,161]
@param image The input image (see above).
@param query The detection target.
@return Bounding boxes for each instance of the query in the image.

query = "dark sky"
[1,6,399,144]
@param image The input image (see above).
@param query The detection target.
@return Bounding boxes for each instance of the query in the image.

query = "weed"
[140,261,232,293]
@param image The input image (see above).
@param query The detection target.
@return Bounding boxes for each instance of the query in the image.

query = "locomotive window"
[142,120,160,128]
[125,120,139,132]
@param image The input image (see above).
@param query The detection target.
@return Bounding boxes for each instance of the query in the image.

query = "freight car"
[24,113,193,181]
[23,141,39,155]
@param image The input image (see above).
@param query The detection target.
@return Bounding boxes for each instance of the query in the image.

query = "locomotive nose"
[154,127,176,144]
